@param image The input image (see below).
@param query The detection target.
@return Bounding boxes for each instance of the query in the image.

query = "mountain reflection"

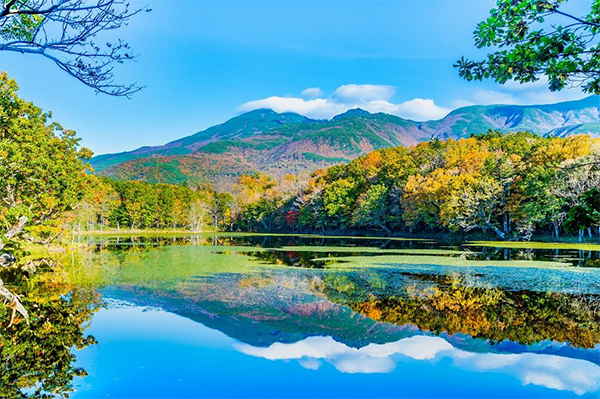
[236,335,600,395]
[319,272,600,348]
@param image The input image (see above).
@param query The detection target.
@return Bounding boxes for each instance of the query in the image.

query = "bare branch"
[0,0,149,96]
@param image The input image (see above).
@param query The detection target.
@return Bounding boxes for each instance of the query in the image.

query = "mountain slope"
[91,96,600,187]
[92,109,314,172]
[93,109,433,188]
[429,96,600,140]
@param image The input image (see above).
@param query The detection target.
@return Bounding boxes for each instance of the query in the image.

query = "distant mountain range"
[92,96,600,188]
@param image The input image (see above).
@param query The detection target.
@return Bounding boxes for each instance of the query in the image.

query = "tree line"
[236,132,600,241]
[68,177,234,235]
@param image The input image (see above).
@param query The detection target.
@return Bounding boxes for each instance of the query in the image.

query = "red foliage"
[286,210,299,227]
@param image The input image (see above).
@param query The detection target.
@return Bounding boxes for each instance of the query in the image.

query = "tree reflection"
[0,260,100,398]
[320,273,600,349]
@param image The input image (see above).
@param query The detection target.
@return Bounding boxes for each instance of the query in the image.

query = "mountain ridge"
[92,96,600,188]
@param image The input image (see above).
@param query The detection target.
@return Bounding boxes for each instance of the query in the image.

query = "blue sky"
[0,0,591,154]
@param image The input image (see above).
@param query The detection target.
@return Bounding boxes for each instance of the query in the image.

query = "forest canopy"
[286,132,600,240]
[56,133,600,242]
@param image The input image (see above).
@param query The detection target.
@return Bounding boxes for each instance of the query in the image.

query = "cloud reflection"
[236,336,600,395]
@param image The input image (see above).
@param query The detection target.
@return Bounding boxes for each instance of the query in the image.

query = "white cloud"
[239,78,590,124]
[458,77,588,107]
[235,335,600,395]
[471,89,520,105]
[451,99,476,108]
[300,87,325,99]
[388,98,451,121]
[237,96,347,120]
[237,85,451,121]
[332,84,395,102]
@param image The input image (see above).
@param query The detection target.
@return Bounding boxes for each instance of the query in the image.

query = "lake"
[6,233,600,398]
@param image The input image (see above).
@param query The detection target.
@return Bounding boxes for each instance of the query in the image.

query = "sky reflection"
[237,336,600,395]
[72,304,600,398]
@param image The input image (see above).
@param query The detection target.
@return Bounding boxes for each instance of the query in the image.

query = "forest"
[286,132,600,240]
[1,70,599,253]
[27,135,600,243]
[81,132,600,242]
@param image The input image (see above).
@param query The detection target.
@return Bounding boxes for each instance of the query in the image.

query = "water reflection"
[321,273,600,348]
[236,335,600,394]
[0,260,100,398]
[83,233,600,268]
[3,234,600,398]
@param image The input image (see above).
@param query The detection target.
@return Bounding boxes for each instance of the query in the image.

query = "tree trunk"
[579,229,584,243]
[0,216,28,251]
[378,222,390,233]
[553,222,559,239]
[491,225,506,240]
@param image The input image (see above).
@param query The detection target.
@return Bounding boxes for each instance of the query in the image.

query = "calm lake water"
[11,234,600,398]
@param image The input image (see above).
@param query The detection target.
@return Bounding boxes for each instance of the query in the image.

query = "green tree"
[322,178,356,229]
[156,185,176,228]
[456,0,600,93]
[564,188,600,241]
[0,264,100,398]
[211,192,234,229]
[352,184,389,231]
[0,73,90,250]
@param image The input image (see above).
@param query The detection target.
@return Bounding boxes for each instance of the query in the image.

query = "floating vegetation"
[467,240,600,251]
[272,246,467,255]
[312,254,574,269]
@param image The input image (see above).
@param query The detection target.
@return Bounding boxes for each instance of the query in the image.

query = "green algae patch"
[63,245,269,290]
[313,254,576,270]
[273,246,466,255]
[467,241,600,251]
[184,245,268,253]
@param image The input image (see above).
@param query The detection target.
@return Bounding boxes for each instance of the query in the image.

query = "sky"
[0,0,592,155]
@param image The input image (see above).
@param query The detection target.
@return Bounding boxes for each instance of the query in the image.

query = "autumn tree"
[402,170,450,231]
[189,198,208,232]
[293,131,598,240]
[441,174,505,239]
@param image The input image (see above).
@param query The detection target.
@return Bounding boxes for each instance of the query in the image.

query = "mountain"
[91,109,314,172]
[93,108,434,188]
[429,96,600,140]
[91,97,600,188]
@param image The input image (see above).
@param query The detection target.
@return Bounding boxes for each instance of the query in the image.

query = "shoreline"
[68,229,600,251]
